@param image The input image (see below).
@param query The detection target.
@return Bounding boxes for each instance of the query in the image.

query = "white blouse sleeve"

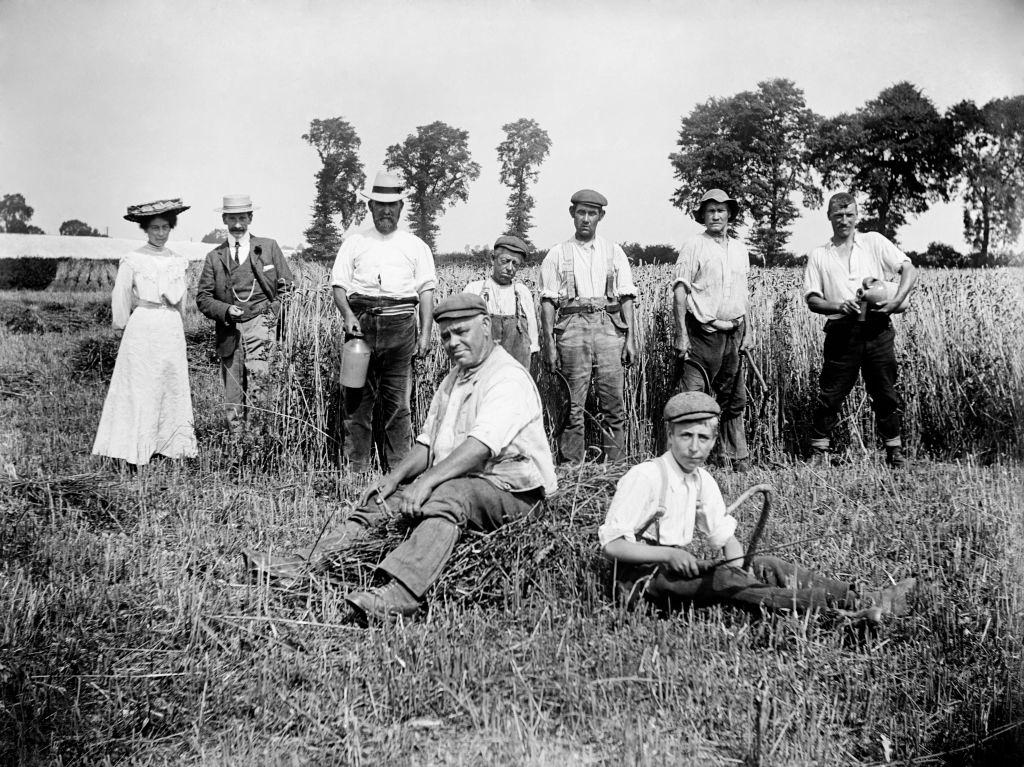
[110,257,135,330]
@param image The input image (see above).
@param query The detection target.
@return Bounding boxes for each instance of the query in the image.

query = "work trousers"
[810,317,902,449]
[491,313,532,369]
[678,315,748,460]
[221,313,275,426]
[618,555,855,614]
[556,311,627,463]
[350,478,543,598]
[342,312,416,472]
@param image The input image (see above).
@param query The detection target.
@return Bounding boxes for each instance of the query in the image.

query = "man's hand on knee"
[400,477,435,517]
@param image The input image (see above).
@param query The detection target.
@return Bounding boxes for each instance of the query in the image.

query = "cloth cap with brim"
[360,170,412,203]
[493,235,529,258]
[663,391,721,423]
[570,189,608,208]
[216,195,258,214]
[433,293,489,323]
[123,198,191,223]
[693,189,740,222]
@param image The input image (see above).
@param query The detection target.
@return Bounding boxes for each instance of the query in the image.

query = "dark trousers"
[352,478,543,598]
[618,555,855,614]
[342,312,416,472]
[810,318,902,448]
[491,313,532,369]
[678,315,748,460]
[556,312,627,463]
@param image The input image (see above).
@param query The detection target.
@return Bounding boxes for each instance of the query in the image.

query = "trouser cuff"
[883,437,902,447]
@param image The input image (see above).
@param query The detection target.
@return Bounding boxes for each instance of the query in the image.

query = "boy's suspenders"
[635,457,670,543]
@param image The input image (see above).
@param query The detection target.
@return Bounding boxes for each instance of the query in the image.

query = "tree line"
[303,79,1022,266]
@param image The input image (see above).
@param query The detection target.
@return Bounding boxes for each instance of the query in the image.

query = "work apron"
[480,285,531,369]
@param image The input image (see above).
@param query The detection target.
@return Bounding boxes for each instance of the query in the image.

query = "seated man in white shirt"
[463,235,539,369]
[599,391,916,623]
[244,293,558,620]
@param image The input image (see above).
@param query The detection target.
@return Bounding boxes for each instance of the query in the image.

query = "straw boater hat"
[692,189,740,222]
[216,195,258,213]
[359,171,412,203]
[123,198,190,223]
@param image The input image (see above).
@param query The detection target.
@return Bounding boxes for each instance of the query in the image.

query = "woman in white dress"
[92,199,198,466]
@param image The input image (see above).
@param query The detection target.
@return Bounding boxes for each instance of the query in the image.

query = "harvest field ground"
[1,263,1023,765]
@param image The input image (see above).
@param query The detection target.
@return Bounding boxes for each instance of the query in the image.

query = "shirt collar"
[661,451,701,484]
[230,231,251,250]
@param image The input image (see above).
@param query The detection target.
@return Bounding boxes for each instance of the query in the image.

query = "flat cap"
[570,189,608,207]
[433,292,488,323]
[663,391,721,423]
[493,235,529,257]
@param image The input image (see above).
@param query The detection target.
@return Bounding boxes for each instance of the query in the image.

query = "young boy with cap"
[464,235,539,369]
[599,391,916,622]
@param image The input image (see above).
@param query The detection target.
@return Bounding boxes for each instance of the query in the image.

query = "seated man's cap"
[493,235,529,257]
[570,189,608,207]
[663,391,721,423]
[433,292,489,323]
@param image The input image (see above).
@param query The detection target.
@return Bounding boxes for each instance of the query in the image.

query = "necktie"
[233,241,240,266]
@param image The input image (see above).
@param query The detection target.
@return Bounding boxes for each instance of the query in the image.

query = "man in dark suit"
[196,194,294,426]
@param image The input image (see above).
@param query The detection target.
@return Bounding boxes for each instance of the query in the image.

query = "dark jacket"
[195,236,294,358]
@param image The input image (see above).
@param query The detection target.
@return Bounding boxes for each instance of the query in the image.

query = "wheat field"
[0,265,1022,765]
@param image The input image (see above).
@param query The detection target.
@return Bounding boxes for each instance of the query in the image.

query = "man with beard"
[803,192,917,468]
[331,171,437,473]
[539,189,637,464]
[196,194,294,427]
[243,293,557,620]
[672,189,752,472]
[463,234,538,369]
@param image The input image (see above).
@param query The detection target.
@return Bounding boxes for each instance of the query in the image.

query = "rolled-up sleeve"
[673,241,698,291]
[803,251,824,299]
[414,240,437,294]
[467,370,537,455]
[520,287,540,352]
[598,464,657,549]
[111,257,135,330]
[695,471,737,549]
[613,244,637,298]
[330,238,357,290]
[539,247,563,300]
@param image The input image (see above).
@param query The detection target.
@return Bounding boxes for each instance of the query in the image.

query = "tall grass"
[267,264,1024,467]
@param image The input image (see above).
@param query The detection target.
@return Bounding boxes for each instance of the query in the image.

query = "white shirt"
[464,277,540,353]
[598,453,737,550]
[331,227,436,299]
[111,244,189,328]
[416,345,557,495]
[228,231,251,266]
[539,235,637,301]
[803,232,910,320]
[673,233,749,324]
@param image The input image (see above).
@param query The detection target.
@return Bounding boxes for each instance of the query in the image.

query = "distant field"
[1,269,1022,764]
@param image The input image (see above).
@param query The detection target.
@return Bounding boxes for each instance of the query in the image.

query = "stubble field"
[1,263,1023,765]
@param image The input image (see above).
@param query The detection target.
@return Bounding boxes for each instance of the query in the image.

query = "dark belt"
[349,294,418,316]
[559,302,621,316]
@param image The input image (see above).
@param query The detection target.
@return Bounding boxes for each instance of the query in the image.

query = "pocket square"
[262,264,275,271]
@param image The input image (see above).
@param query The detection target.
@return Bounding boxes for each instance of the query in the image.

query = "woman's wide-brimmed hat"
[359,170,412,203]
[692,189,740,222]
[216,194,258,213]
[123,198,190,223]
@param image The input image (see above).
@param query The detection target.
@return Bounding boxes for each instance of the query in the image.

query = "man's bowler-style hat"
[693,189,739,222]
[124,198,190,222]
[360,170,412,203]
[216,195,258,214]
[570,189,608,207]
[493,235,529,257]
[433,293,489,323]
[663,391,721,423]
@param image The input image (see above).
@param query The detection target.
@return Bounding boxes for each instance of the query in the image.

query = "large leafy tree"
[947,96,1024,266]
[496,118,552,245]
[669,79,820,265]
[385,121,481,252]
[0,193,44,234]
[811,82,958,241]
[59,219,103,236]
[302,117,366,259]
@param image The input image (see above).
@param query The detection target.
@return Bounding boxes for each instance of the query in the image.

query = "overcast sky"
[2,0,1021,255]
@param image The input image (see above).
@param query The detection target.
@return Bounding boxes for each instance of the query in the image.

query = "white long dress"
[92,244,198,464]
